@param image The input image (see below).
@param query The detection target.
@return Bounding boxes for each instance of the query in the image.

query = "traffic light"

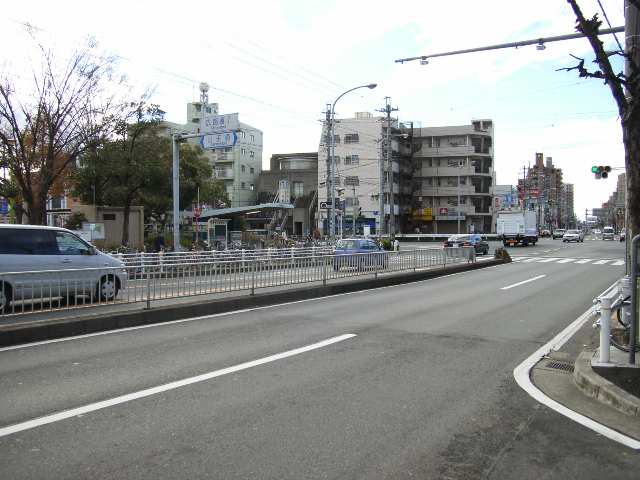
[591,165,612,179]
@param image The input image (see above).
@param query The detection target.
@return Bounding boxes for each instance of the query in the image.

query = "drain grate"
[545,360,575,373]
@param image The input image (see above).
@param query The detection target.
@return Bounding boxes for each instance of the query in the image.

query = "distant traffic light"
[591,165,612,179]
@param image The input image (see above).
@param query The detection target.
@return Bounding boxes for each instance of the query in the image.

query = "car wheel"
[96,275,119,302]
[0,282,12,314]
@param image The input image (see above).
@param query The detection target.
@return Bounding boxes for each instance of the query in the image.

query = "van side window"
[55,232,91,255]
[0,229,57,255]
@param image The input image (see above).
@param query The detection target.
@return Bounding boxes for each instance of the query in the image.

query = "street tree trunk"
[122,200,132,247]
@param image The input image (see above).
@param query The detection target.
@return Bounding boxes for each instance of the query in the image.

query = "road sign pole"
[172,135,180,252]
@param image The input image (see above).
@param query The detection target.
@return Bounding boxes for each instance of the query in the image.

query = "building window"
[345,176,360,186]
[344,154,359,165]
[250,134,255,142]
[239,131,246,139]
[249,151,255,158]
[241,182,246,189]
[293,181,304,197]
[241,148,246,155]
[344,134,359,144]
[241,165,246,172]
[333,134,340,144]
[250,167,255,174]
[103,213,116,221]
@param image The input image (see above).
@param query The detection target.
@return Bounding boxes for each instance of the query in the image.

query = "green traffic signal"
[591,166,598,173]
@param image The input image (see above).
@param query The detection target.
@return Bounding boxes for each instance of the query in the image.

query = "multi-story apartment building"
[317,112,403,236]
[162,83,263,208]
[408,119,495,234]
[559,183,575,228]
[518,153,564,230]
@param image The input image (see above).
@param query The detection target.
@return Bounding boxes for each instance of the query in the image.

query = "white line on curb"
[500,275,546,290]
[513,282,640,450]
[0,333,357,438]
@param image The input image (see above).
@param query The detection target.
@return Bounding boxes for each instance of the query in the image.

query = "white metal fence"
[0,247,474,317]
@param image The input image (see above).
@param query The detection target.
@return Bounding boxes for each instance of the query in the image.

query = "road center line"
[0,333,357,438]
[500,274,546,290]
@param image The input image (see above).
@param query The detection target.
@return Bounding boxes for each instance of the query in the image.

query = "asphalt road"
[0,237,637,479]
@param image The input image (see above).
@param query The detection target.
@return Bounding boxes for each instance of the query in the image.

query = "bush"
[494,247,512,263]
[380,239,393,251]
[64,212,87,231]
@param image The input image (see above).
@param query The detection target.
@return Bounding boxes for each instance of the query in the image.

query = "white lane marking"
[0,263,510,353]
[513,281,640,450]
[592,260,611,265]
[612,260,625,266]
[0,334,357,438]
[543,250,551,253]
[556,258,576,264]
[521,257,543,263]
[574,259,593,264]
[537,258,561,263]
[500,274,546,290]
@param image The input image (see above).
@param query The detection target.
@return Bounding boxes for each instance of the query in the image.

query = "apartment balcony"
[417,166,476,177]
[215,168,234,179]
[420,145,475,156]
[214,152,236,163]
[416,186,476,197]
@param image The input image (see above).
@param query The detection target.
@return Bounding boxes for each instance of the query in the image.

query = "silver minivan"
[0,225,127,313]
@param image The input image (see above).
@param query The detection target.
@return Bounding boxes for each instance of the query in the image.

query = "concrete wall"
[72,205,145,250]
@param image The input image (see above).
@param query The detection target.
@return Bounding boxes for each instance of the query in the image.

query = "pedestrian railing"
[0,247,474,317]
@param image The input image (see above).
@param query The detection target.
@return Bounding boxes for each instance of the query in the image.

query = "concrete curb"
[573,350,640,417]
[0,259,503,348]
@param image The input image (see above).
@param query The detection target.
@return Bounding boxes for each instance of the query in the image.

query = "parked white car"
[0,225,127,313]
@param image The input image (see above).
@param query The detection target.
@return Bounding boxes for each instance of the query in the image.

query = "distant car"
[444,234,489,255]
[552,229,566,239]
[562,229,585,243]
[592,229,602,235]
[602,227,615,241]
[540,229,551,237]
[333,238,387,271]
[620,230,626,242]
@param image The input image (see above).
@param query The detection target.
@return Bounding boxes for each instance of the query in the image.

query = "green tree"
[141,142,229,227]
[74,103,166,245]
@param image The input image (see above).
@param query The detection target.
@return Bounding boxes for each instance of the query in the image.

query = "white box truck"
[496,210,538,246]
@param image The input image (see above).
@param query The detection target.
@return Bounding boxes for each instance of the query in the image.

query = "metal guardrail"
[0,247,474,317]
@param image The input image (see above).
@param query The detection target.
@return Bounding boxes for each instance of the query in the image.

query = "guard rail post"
[145,269,152,310]
[322,256,327,286]
[599,296,612,363]
[413,248,417,272]
[251,260,256,295]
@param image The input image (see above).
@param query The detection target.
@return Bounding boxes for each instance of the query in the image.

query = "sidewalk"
[531,318,640,441]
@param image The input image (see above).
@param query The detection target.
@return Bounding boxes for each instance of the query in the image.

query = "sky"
[0,0,629,219]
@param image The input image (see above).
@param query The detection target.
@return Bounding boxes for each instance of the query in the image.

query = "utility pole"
[376,97,398,237]
[352,185,357,235]
[325,104,332,239]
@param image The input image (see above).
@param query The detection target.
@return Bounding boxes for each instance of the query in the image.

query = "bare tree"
[562,1,639,241]
[0,38,125,224]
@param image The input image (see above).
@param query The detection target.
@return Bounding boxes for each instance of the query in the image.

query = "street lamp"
[328,83,377,240]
